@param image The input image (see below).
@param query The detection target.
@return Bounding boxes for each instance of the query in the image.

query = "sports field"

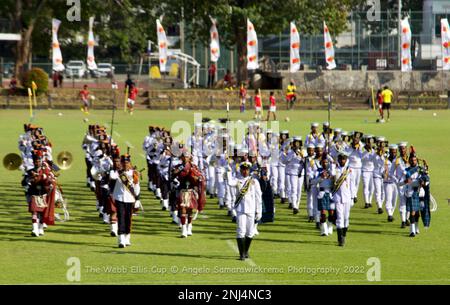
[0,108,449,284]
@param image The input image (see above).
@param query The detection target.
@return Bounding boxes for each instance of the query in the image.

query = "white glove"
[255,213,262,222]
[134,200,142,209]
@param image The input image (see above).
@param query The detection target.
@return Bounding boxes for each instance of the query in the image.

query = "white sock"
[400,210,406,222]
[327,221,333,235]
[410,223,415,235]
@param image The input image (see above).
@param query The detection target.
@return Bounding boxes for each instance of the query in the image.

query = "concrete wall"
[281,70,450,92]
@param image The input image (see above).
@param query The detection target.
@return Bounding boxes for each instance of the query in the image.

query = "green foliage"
[20,68,49,95]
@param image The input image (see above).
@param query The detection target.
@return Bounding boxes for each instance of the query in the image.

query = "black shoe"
[368,204,373,208]
[232,216,236,223]
[244,237,252,259]
[280,198,286,204]
[337,228,343,246]
[321,233,327,237]
[308,216,314,223]
[401,222,406,228]
[288,203,292,209]
[219,205,224,210]
[162,207,167,211]
[387,216,394,222]
[315,222,320,229]
[293,208,299,215]
[364,203,369,209]
[378,208,383,214]
[99,213,103,218]
[406,220,410,226]
[237,238,246,260]
[409,233,415,237]
[227,210,232,217]
[31,231,38,237]
[209,194,214,199]
[341,235,346,246]
[353,197,358,204]
[118,244,125,248]
[342,227,348,237]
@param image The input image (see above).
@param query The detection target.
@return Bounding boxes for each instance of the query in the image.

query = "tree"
[0,0,158,77]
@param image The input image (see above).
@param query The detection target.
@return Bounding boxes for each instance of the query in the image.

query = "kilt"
[177,189,198,211]
[28,194,48,213]
[406,193,420,212]
[318,192,333,211]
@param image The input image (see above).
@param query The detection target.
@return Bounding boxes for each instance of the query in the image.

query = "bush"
[20,68,49,95]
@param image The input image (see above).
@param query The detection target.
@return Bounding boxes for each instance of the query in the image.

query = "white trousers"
[350,167,362,199]
[278,166,286,198]
[336,200,351,229]
[285,172,291,200]
[288,175,299,209]
[306,188,314,217]
[384,182,398,216]
[270,165,279,195]
[398,185,407,222]
[362,171,374,204]
[297,175,304,208]
[373,176,384,208]
[208,165,216,194]
[311,186,320,222]
[236,213,256,238]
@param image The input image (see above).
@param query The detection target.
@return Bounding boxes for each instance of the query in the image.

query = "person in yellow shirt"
[286,80,297,110]
[381,86,394,122]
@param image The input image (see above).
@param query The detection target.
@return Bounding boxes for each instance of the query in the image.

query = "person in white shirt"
[373,137,387,214]
[361,135,375,209]
[345,131,364,205]
[278,130,290,204]
[383,144,406,222]
[280,136,304,214]
[227,161,262,260]
[305,122,326,148]
[334,152,353,247]
[109,154,141,248]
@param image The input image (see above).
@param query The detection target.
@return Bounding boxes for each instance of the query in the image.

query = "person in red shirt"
[239,82,247,113]
[266,91,277,121]
[127,82,138,115]
[79,84,90,114]
[254,89,262,121]
[223,69,233,89]
[376,89,384,120]
[207,62,216,88]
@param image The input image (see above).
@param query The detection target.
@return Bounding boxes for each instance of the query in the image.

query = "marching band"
[14,120,432,258]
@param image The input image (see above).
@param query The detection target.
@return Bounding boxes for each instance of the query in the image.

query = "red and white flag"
[290,22,301,72]
[323,21,336,70]
[441,18,450,71]
[52,19,64,72]
[210,17,220,63]
[400,18,412,72]
[247,19,259,70]
[87,16,97,70]
[156,19,168,73]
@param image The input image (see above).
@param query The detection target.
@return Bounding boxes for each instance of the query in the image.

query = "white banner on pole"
[247,19,259,70]
[323,21,336,70]
[400,18,412,72]
[441,18,450,71]
[87,16,97,70]
[156,19,168,73]
[210,17,220,63]
[290,22,301,73]
[52,19,65,72]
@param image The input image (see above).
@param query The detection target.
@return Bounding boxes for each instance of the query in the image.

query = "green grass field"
[1,108,449,284]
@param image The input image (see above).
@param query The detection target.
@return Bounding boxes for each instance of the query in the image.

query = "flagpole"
[28,88,33,121]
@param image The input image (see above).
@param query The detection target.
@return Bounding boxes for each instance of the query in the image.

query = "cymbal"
[56,151,73,170]
[3,153,22,171]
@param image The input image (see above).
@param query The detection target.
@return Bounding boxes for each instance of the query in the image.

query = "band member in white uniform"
[361,135,375,209]
[227,161,262,261]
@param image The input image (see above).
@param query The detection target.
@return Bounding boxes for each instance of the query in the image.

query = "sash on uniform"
[234,178,253,208]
